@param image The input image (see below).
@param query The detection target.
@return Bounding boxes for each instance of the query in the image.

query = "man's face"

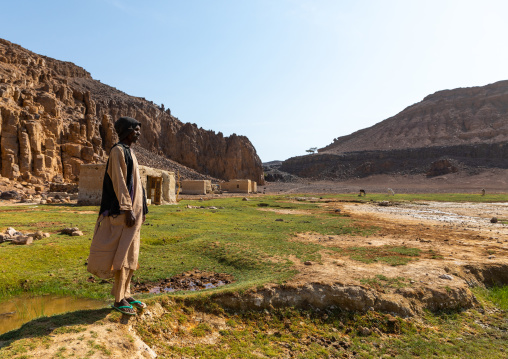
[127,125,141,144]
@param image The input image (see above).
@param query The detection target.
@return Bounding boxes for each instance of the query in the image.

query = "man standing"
[88,116,148,315]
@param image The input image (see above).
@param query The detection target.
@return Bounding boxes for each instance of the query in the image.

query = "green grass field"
[0,196,372,301]
[1,192,506,301]
[1,194,507,358]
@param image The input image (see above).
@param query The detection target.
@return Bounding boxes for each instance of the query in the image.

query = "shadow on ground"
[0,307,110,346]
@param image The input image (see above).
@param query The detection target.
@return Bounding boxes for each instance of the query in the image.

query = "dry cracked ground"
[1,200,508,358]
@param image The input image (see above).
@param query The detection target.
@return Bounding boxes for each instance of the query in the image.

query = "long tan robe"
[87,146,144,279]
[111,267,134,302]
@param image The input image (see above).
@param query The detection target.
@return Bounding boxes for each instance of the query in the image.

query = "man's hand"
[125,210,136,227]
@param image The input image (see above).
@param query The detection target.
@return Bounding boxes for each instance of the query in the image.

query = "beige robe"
[87,146,144,279]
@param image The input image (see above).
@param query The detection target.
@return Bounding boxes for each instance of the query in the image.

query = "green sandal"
[127,298,147,309]
[111,303,136,315]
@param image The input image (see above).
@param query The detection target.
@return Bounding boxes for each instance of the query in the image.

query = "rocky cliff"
[0,39,263,184]
[280,81,508,180]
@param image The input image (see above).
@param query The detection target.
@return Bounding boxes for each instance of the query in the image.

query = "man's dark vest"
[99,143,148,216]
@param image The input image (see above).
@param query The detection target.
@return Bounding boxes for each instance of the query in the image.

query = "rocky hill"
[280,80,508,180]
[321,80,508,154]
[0,38,263,184]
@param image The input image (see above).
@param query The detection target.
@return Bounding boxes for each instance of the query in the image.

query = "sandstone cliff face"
[0,39,264,184]
[321,80,508,154]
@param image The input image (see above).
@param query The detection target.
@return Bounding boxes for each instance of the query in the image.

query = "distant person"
[87,116,148,315]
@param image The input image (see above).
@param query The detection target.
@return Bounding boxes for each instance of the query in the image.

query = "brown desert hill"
[321,80,508,154]
[281,80,508,180]
[0,38,264,184]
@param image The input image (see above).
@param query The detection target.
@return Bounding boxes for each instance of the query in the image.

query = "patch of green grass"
[428,249,444,259]
[191,323,212,337]
[177,313,187,324]
[0,197,372,302]
[54,346,67,358]
[52,325,86,335]
[474,286,508,311]
[389,306,508,359]
[85,340,111,356]
[0,205,100,300]
[489,286,508,310]
[0,337,51,358]
[132,293,508,359]
[360,274,409,290]
[339,245,421,266]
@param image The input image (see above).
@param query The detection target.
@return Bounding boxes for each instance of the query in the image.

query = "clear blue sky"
[2,0,508,162]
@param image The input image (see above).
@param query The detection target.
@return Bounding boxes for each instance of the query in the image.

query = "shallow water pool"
[0,295,106,335]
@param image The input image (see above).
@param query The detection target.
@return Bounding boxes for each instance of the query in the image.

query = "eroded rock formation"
[0,38,263,184]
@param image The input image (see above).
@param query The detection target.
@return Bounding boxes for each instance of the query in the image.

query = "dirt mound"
[212,280,477,317]
[134,270,234,294]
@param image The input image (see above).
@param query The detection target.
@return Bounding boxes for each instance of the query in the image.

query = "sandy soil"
[236,199,502,319]
[289,199,508,283]
[262,169,508,194]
